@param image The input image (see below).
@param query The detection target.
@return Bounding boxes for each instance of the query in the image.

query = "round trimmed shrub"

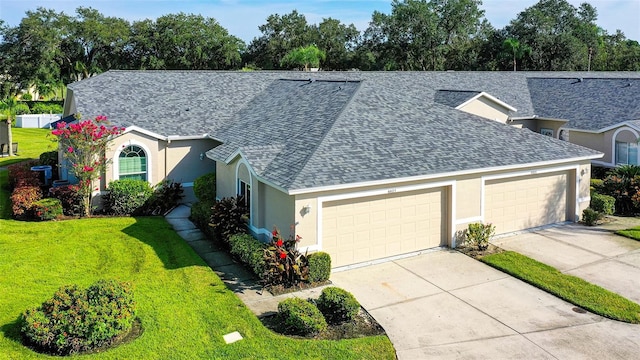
[277,297,327,335]
[590,192,615,215]
[14,103,31,115]
[316,287,360,324]
[193,172,216,202]
[21,280,136,355]
[106,179,153,215]
[308,252,331,282]
[32,198,63,221]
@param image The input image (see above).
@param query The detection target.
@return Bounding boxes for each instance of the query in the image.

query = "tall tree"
[280,45,326,70]
[357,0,486,70]
[127,13,243,70]
[245,10,313,69]
[313,18,360,70]
[502,38,531,71]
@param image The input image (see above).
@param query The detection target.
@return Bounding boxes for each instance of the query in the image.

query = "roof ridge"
[291,80,365,188]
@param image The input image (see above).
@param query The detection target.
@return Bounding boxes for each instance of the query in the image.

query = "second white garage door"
[322,187,447,267]
[484,171,571,234]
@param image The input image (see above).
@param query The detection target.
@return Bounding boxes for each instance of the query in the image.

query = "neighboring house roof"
[528,77,640,132]
[66,70,610,192]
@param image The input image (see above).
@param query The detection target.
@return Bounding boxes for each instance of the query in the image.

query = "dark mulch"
[260,308,386,340]
[264,280,332,296]
[456,243,504,260]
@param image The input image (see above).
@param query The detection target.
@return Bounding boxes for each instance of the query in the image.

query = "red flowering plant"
[262,226,309,288]
[50,116,124,216]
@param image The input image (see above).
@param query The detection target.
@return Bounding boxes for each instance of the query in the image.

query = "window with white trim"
[616,141,638,165]
[119,145,147,180]
[238,180,251,218]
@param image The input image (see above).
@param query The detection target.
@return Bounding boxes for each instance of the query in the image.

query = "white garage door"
[485,171,570,234]
[322,187,447,267]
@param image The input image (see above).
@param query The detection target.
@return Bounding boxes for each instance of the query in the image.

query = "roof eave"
[287,154,603,196]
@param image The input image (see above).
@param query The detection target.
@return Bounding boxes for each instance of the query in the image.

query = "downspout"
[165,138,170,180]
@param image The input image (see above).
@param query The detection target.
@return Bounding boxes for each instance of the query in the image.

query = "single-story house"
[63,70,617,268]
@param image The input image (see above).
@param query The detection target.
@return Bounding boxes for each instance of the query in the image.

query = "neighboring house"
[63,70,614,268]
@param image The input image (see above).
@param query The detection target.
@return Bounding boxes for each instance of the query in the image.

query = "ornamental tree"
[51,115,123,216]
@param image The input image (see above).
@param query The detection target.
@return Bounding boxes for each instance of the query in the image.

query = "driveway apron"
[330,250,640,359]
[493,224,640,304]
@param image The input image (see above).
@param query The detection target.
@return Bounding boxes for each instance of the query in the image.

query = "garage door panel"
[322,187,447,267]
[485,172,569,234]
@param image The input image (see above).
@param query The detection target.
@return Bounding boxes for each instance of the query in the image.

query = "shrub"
[277,298,326,336]
[21,280,135,355]
[316,287,360,324]
[464,222,495,251]
[590,178,604,192]
[193,172,216,202]
[210,196,248,243]
[7,161,41,189]
[308,252,331,283]
[105,179,153,215]
[14,103,31,115]
[190,200,216,237]
[142,179,183,215]
[228,233,266,277]
[39,150,58,169]
[11,186,42,219]
[21,93,32,101]
[582,208,602,226]
[601,175,640,215]
[32,198,63,221]
[49,184,84,216]
[590,192,615,215]
[31,102,62,114]
[263,228,309,287]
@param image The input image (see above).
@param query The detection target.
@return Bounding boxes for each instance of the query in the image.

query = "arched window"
[119,145,147,181]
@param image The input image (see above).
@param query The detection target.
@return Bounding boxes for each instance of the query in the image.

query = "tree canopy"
[1,0,638,100]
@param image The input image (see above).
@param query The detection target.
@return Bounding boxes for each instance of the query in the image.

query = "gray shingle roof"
[67,70,610,192]
[434,90,480,107]
[527,77,640,131]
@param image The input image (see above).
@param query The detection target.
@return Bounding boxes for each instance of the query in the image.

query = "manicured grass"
[481,251,640,324]
[0,170,9,219]
[0,128,55,167]
[0,216,394,359]
[615,226,640,241]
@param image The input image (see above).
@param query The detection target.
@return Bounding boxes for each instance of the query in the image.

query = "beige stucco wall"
[165,139,219,184]
[295,160,591,253]
[215,157,294,240]
[106,131,163,186]
[509,119,566,139]
[458,97,511,123]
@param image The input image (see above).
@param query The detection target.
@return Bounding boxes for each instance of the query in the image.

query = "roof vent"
[571,78,583,84]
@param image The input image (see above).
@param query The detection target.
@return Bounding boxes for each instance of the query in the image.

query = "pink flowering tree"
[51,115,124,216]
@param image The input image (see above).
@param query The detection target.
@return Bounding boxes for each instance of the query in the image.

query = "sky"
[1,0,639,42]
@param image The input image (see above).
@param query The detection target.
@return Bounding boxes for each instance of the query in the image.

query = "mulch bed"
[260,307,386,340]
[456,243,505,260]
[263,280,332,296]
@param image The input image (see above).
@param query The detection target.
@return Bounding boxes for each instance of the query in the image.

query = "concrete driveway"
[493,223,640,304]
[330,250,640,359]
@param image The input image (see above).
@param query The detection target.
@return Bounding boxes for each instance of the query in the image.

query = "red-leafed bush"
[11,186,43,219]
[7,161,41,189]
[32,198,63,221]
[49,184,85,216]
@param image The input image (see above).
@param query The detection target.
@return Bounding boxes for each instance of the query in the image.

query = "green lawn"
[615,226,640,241]
[0,128,56,167]
[0,217,394,359]
[482,251,640,323]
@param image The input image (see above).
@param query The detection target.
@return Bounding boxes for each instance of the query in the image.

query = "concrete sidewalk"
[493,222,640,304]
[164,204,330,317]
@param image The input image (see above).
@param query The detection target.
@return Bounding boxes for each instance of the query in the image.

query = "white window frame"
[615,141,638,165]
[114,140,152,183]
